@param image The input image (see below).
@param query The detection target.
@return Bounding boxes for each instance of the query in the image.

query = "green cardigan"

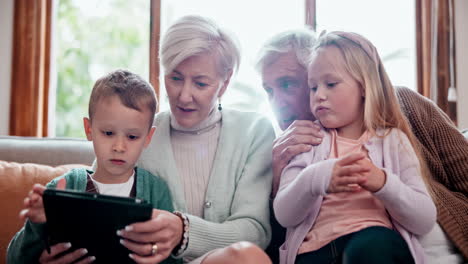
[7,167,179,264]
[138,109,275,260]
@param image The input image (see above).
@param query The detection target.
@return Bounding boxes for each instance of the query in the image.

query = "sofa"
[0,136,94,263]
[1,133,467,264]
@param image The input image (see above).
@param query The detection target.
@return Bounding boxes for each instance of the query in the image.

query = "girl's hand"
[39,243,95,264]
[117,209,183,264]
[356,158,387,192]
[328,153,369,193]
[19,184,47,223]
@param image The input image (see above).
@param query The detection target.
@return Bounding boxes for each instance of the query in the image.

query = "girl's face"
[165,53,230,128]
[308,46,365,139]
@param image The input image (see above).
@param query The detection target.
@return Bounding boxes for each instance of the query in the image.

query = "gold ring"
[151,243,158,255]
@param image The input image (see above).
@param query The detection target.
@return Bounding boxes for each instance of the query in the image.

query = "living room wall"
[0,0,467,136]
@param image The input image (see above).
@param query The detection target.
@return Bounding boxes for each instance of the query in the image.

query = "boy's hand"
[19,184,47,223]
[327,153,369,193]
[355,158,387,193]
[39,243,95,264]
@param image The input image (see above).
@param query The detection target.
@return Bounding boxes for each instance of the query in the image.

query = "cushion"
[0,161,88,262]
[419,223,464,263]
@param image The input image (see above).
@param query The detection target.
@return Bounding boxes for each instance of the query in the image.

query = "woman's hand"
[19,184,47,223]
[272,120,323,197]
[118,209,183,264]
[328,153,369,193]
[39,243,94,264]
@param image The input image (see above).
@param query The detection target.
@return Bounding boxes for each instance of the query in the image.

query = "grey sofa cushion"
[0,136,94,166]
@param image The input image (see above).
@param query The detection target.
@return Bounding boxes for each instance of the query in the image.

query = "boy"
[7,69,178,264]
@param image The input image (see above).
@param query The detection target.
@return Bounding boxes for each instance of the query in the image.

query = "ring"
[151,243,158,255]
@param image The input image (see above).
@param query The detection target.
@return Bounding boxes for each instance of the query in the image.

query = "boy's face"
[84,95,155,183]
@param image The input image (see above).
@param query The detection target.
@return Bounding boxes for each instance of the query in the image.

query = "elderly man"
[257,29,468,263]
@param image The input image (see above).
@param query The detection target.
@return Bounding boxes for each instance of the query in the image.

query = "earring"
[218,98,222,111]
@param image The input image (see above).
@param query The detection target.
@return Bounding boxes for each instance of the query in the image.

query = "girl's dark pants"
[295,226,414,264]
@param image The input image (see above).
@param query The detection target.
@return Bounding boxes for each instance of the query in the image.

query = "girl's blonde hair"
[311,31,432,193]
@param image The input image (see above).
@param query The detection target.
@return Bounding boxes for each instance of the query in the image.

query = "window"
[159,0,305,127]
[52,0,306,137]
[50,0,416,137]
[53,0,150,138]
[316,0,416,90]
[10,0,456,137]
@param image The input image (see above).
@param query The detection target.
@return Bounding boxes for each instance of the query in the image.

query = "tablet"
[43,188,153,263]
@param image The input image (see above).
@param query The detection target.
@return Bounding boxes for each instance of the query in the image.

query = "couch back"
[0,136,94,166]
[0,136,94,263]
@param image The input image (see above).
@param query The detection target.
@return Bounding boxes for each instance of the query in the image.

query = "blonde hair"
[312,31,433,193]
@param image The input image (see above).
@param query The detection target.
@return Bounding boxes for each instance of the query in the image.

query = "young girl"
[273,31,436,264]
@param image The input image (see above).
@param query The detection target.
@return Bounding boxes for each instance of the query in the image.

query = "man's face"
[261,52,316,130]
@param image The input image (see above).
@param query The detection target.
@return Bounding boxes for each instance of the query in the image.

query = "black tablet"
[43,188,153,263]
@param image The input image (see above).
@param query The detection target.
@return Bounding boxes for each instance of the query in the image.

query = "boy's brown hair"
[88,69,157,129]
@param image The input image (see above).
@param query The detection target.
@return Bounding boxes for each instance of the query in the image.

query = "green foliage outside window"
[55,0,149,138]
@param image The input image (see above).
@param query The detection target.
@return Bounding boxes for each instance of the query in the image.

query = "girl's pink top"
[298,130,392,254]
[274,127,436,264]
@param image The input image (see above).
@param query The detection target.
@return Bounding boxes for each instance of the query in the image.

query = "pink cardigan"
[274,128,436,264]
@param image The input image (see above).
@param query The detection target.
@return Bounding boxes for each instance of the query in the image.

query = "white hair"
[255,28,316,72]
[160,15,241,78]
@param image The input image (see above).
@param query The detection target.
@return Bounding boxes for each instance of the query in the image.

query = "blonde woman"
[118,15,274,264]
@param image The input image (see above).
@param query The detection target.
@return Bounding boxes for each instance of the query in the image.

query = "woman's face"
[165,53,230,128]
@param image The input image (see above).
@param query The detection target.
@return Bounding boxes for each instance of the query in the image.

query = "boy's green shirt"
[7,167,180,264]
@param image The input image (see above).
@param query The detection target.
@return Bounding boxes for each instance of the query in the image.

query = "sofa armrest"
[0,161,87,263]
